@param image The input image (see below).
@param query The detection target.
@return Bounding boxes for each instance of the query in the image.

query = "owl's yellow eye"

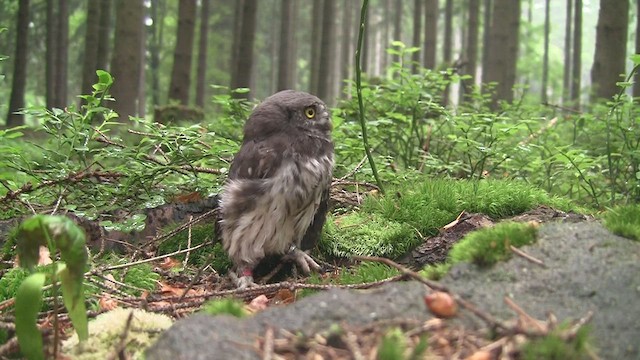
[304,107,316,119]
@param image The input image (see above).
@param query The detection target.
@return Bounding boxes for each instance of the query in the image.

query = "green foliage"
[419,263,452,281]
[449,222,538,267]
[521,325,592,360]
[14,215,90,358]
[201,298,247,318]
[378,327,407,360]
[123,264,161,295]
[603,204,640,241]
[153,104,204,124]
[321,212,416,259]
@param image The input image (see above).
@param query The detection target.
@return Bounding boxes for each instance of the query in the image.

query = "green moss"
[521,325,592,360]
[123,264,161,296]
[0,267,29,302]
[449,222,538,267]
[603,204,640,241]
[156,223,231,272]
[1,223,19,260]
[320,212,417,259]
[419,262,452,280]
[201,298,247,318]
[378,327,407,360]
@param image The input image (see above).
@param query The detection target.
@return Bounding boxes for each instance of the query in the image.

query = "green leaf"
[15,273,46,360]
[96,70,113,86]
[58,265,89,340]
[630,54,640,66]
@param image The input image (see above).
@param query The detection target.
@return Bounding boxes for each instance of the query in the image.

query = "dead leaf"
[246,295,269,313]
[271,289,295,305]
[98,293,119,311]
[158,257,182,270]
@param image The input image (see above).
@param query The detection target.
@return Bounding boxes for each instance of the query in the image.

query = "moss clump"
[123,264,161,296]
[0,267,29,302]
[521,325,592,360]
[419,262,452,280]
[156,223,231,272]
[362,178,575,239]
[320,212,417,259]
[449,222,538,267]
[603,204,640,241]
[201,298,247,318]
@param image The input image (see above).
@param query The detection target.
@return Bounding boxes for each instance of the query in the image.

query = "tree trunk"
[231,0,258,99]
[138,13,146,118]
[481,0,492,83]
[562,0,572,105]
[411,0,422,73]
[591,0,629,101]
[81,0,101,99]
[6,0,29,127]
[149,0,162,107]
[392,0,402,65]
[168,0,196,105]
[462,0,480,100]
[571,0,582,108]
[196,0,210,107]
[110,0,144,120]
[55,0,69,107]
[230,0,244,91]
[96,0,111,71]
[361,2,370,73]
[277,0,295,91]
[635,0,640,98]
[46,0,58,109]
[442,0,453,104]
[317,0,335,101]
[423,0,438,69]
[541,0,550,103]
[482,0,520,109]
[340,0,353,94]
[380,0,391,72]
[310,0,324,94]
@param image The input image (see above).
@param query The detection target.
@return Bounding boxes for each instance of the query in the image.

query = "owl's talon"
[230,270,256,289]
[284,247,321,274]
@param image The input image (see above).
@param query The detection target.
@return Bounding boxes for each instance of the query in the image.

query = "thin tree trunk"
[411,0,422,73]
[168,0,197,104]
[230,0,244,91]
[6,0,29,127]
[481,0,492,83]
[150,0,161,106]
[635,0,640,98]
[462,0,480,100]
[361,2,369,73]
[309,0,323,94]
[55,0,69,107]
[562,0,572,105]
[96,0,111,71]
[592,0,629,101]
[277,0,294,91]
[317,0,335,101]
[380,0,391,72]
[46,0,58,109]
[423,0,438,69]
[392,0,402,65]
[138,13,146,118]
[541,0,550,103]
[442,0,453,104]
[340,0,353,94]
[571,0,582,108]
[231,0,258,99]
[196,0,210,107]
[81,0,101,99]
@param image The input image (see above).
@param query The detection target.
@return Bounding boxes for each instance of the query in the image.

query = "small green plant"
[603,204,640,241]
[521,325,592,360]
[201,298,247,318]
[123,264,161,296]
[15,215,89,360]
[378,327,407,360]
[449,222,538,267]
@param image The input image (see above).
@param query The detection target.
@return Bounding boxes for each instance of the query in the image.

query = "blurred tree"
[168,0,196,105]
[309,0,323,94]
[97,0,111,71]
[571,0,582,108]
[411,0,422,73]
[317,0,335,102]
[80,0,101,101]
[149,0,165,107]
[56,0,68,107]
[110,0,144,120]
[442,0,453,104]
[340,0,353,94]
[230,0,257,99]
[277,0,295,91]
[6,0,29,127]
[483,0,520,109]
[635,0,640,98]
[541,0,550,103]
[592,0,628,101]
[462,0,480,101]
[423,0,438,70]
[196,0,210,107]
[230,0,244,91]
[562,0,572,105]
[392,0,402,65]
[481,0,492,82]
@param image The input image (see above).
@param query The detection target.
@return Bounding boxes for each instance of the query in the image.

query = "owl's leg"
[229,266,256,289]
[282,245,321,274]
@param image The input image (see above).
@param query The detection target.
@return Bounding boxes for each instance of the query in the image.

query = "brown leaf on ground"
[158,257,182,270]
[99,293,119,311]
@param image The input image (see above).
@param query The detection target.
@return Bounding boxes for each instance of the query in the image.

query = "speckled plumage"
[218,90,334,288]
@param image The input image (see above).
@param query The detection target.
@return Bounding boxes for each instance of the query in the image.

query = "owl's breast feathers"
[219,133,333,266]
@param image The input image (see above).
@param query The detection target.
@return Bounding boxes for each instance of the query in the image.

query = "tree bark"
[482,0,520,109]
[6,0,29,127]
[231,0,258,99]
[423,0,438,69]
[571,0,582,108]
[481,0,492,83]
[168,0,197,105]
[411,0,422,73]
[340,0,353,94]
[55,0,69,107]
[96,0,112,71]
[310,0,324,94]
[635,0,640,98]
[442,0,453,104]
[317,0,335,101]
[277,0,295,91]
[392,0,402,65]
[45,0,58,109]
[592,0,629,101]
[541,0,550,103]
[462,0,480,100]
[196,0,210,107]
[81,0,101,99]
[110,0,144,120]
[562,0,572,105]
[230,0,244,91]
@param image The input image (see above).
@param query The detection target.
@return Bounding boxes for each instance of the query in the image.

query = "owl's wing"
[228,139,284,180]
[299,187,330,251]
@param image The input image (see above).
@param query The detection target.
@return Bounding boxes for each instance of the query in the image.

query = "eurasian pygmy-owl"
[219,90,334,288]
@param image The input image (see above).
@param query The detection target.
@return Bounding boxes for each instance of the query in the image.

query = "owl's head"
[243,90,332,140]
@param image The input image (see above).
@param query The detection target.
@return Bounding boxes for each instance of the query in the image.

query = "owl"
[219,90,334,288]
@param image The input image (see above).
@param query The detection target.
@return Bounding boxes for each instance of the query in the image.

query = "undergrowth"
[603,204,640,241]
